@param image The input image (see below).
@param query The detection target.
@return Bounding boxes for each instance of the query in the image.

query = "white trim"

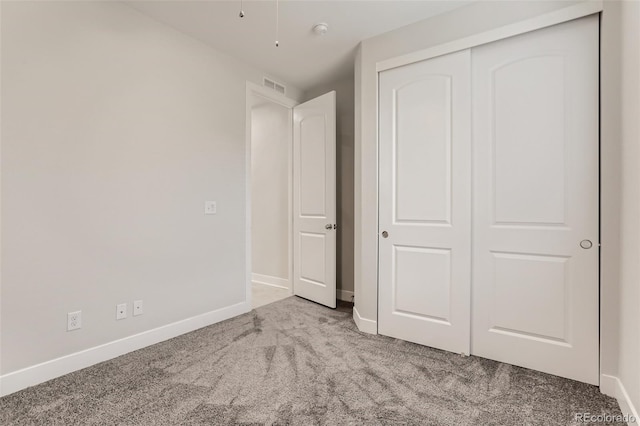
[600,374,639,425]
[245,82,298,310]
[353,306,377,334]
[338,289,354,302]
[600,374,618,399]
[286,103,294,300]
[252,273,290,290]
[0,301,250,397]
[376,1,603,72]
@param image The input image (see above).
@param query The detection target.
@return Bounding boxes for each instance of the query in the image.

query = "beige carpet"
[0,297,625,425]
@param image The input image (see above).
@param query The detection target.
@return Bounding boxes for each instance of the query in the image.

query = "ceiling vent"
[263,77,286,95]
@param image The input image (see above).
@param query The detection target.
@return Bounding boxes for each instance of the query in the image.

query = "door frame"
[372,2,604,381]
[245,82,298,307]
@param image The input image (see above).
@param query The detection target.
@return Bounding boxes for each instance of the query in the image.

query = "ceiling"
[127,1,469,92]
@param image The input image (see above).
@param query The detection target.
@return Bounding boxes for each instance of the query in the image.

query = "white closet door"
[293,91,337,308]
[378,50,471,354]
[471,16,599,384]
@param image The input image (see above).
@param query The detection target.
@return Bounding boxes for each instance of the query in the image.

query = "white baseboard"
[601,374,639,425]
[0,301,250,397]
[353,306,377,334]
[600,374,618,398]
[337,289,354,302]
[251,273,289,290]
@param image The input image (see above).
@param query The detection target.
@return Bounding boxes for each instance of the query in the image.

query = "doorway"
[245,83,338,310]
[247,84,297,309]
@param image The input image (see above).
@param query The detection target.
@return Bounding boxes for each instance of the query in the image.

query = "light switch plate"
[133,300,143,316]
[204,201,217,215]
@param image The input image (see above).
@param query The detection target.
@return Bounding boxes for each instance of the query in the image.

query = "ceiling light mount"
[313,23,329,36]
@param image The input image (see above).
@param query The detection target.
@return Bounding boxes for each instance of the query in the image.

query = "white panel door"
[293,92,337,308]
[471,16,599,384]
[379,50,471,354]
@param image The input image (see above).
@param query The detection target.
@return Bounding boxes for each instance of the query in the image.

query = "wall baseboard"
[251,273,289,290]
[600,374,639,425]
[337,290,354,302]
[0,301,250,397]
[353,306,377,334]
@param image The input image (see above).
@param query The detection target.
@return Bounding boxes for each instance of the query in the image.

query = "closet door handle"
[580,240,593,249]
[381,231,389,238]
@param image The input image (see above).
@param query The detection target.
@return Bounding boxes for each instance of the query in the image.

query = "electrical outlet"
[204,201,217,215]
[116,303,127,320]
[133,300,143,316]
[67,311,82,331]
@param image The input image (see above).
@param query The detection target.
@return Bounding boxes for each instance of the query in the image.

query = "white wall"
[600,0,623,400]
[0,1,300,388]
[617,0,640,414]
[251,101,290,285]
[602,0,640,417]
[304,77,355,301]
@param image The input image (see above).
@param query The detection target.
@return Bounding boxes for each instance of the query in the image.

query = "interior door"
[378,50,472,354]
[471,16,599,384]
[292,91,337,308]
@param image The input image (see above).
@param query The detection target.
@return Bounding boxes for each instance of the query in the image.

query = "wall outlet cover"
[116,303,127,320]
[67,311,82,331]
[204,201,217,215]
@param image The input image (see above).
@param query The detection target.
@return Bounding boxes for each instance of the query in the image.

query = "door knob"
[381,231,389,238]
[580,240,593,249]
[325,224,333,230]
